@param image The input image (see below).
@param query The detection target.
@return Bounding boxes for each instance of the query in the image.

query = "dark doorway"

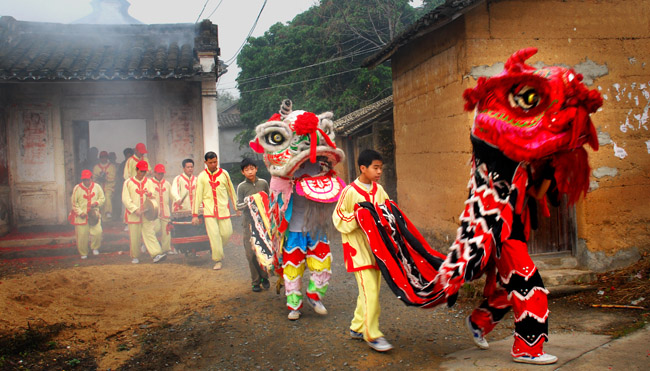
[529,197,576,255]
[72,121,90,181]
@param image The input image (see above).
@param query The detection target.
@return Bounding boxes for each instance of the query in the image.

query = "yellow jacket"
[122,176,155,224]
[171,174,196,213]
[150,178,171,220]
[193,168,237,219]
[70,182,105,225]
[332,179,390,272]
[92,162,116,193]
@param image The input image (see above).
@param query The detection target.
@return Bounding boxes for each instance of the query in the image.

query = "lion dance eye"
[265,131,286,146]
[509,86,540,110]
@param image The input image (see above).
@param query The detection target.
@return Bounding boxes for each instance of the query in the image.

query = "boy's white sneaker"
[131,258,139,264]
[306,297,328,315]
[466,316,489,349]
[92,250,99,255]
[367,337,393,352]
[80,255,88,259]
[287,310,301,320]
[513,353,558,365]
[153,254,167,263]
[349,329,364,340]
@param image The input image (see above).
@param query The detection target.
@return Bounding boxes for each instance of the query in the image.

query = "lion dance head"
[463,47,603,203]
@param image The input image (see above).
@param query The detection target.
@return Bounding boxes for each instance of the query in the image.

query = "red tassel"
[552,148,590,205]
[294,112,319,135]
[317,128,336,148]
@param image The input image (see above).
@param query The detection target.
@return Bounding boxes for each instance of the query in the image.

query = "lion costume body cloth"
[250,100,346,312]
[355,48,602,358]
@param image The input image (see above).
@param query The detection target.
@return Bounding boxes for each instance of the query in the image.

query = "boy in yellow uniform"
[192,152,240,270]
[171,159,196,213]
[70,169,105,259]
[151,164,173,254]
[123,142,150,180]
[332,149,393,352]
[93,151,116,219]
[122,160,166,264]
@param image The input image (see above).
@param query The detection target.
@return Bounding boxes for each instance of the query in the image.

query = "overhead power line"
[223,0,268,65]
[205,0,225,19]
[194,0,212,23]
[229,67,363,94]
[217,46,382,90]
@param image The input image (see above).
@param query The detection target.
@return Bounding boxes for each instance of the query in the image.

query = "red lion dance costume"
[355,48,602,364]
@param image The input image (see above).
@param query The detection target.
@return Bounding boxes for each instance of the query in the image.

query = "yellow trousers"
[129,220,162,259]
[351,268,384,341]
[75,223,102,257]
[154,219,172,253]
[102,189,113,216]
[204,217,233,262]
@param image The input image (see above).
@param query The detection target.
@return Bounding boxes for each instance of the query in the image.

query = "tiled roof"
[218,113,243,129]
[0,16,219,81]
[362,0,484,68]
[334,95,393,136]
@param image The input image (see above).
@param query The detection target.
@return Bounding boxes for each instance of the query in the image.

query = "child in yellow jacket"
[332,149,393,352]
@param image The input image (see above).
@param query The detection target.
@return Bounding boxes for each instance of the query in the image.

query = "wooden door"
[8,105,65,226]
[528,196,576,255]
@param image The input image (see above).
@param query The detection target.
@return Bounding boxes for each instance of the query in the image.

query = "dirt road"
[0,223,646,370]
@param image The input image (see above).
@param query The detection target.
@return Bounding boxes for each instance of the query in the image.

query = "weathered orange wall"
[391,0,650,257]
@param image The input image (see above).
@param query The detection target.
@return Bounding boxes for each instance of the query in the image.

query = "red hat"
[135,143,147,154]
[154,164,166,173]
[99,151,109,158]
[81,169,93,179]
[136,160,149,171]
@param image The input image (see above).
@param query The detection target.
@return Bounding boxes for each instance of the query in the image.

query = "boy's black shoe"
[261,278,270,289]
[252,285,262,292]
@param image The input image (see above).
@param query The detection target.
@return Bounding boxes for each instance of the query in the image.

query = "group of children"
[72,143,237,268]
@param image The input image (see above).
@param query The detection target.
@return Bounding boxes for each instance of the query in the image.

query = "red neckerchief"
[205,168,223,216]
[79,182,96,213]
[151,178,168,218]
[351,180,377,203]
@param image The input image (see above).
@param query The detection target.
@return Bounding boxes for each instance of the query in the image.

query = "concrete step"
[533,252,578,269]
[541,268,597,286]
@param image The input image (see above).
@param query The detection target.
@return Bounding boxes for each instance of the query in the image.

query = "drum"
[143,199,159,221]
[87,208,101,226]
[170,211,209,255]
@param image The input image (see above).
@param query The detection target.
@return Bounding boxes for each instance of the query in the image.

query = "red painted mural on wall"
[17,108,55,182]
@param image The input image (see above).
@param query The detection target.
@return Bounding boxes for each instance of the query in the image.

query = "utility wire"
[223,0,268,65]
[232,67,362,93]
[218,46,382,88]
[205,0,225,19]
[194,0,212,23]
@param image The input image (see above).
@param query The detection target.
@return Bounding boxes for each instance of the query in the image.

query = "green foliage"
[117,343,130,352]
[67,358,81,366]
[420,0,446,14]
[236,0,421,146]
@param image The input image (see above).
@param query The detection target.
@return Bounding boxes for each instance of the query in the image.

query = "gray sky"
[1,0,318,97]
